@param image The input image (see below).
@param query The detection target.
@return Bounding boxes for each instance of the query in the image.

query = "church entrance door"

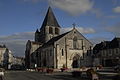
[72,55,79,68]
[72,60,78,68]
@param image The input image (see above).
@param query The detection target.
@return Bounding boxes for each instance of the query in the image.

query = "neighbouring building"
[25,7,93,69]
[0,45,14,69]
[13,56,25,65]
[25,40,42,68]
[3,48,14,69]
[93,37,120,67]
[0,45,6,67]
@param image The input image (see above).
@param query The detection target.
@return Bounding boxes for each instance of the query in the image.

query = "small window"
[86,50,89,56]
[55,28,59,34]
[62,49,64,56]
[49,27,53,34]
[73,36,78,49]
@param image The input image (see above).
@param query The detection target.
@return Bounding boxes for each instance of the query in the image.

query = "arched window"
[73,36,77,49]
[55,28,59,34]
[49,27,53,34]
[62,49,64,56]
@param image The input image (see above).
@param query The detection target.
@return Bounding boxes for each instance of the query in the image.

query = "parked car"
[11,64,25,70]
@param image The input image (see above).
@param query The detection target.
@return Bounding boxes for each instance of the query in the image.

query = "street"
[4,71,82,80]
[3,69,118,80]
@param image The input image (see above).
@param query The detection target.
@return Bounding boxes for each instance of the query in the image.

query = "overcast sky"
[0,0,120,57]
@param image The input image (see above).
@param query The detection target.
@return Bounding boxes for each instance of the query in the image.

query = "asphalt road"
[4,71,84,80]
[3,70,117,80]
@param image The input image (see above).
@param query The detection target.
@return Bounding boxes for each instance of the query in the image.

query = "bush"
[46,68,53,73]
[37,68,46,72]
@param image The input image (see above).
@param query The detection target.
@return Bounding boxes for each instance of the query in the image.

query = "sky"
[0,0,120,57]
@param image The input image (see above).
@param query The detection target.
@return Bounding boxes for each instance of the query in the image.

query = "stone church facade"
[25,7,93,69]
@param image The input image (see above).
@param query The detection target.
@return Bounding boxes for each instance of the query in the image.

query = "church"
[25,7,93,69]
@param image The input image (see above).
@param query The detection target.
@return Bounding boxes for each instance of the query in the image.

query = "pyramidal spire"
[40,7,60,30]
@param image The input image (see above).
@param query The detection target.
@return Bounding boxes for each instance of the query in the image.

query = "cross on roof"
[72,23,76,29]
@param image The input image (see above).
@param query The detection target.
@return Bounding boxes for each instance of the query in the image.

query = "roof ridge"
[42,31,71,47]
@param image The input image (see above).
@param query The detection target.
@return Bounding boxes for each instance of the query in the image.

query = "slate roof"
[112,37,120,42]
[42,28,93,47]
[93,41,110,54]
[43,31,70,47]
[40,7,60,30]
[108,37,120,48]
[93,37,120,54]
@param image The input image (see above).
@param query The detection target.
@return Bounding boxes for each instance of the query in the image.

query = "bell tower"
[35,7,61,43]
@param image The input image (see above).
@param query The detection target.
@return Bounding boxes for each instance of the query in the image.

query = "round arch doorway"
[72,54,80,68]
